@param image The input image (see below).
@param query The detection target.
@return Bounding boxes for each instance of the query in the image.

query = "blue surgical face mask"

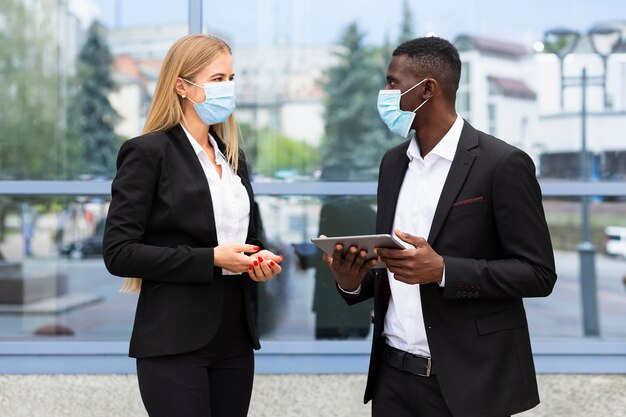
[377,78,429,138]
[182,78,236,125]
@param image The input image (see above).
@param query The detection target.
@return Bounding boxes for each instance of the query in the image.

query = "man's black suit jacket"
[103,124,262,358]
[341,121,557,417]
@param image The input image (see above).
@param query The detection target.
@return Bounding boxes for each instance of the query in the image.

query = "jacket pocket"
[475,306,527,335]
[448,198,485,217]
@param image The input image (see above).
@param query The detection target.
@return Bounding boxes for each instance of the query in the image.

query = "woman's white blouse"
[181,126,251,275]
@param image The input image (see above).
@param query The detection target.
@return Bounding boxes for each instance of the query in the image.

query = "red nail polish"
[254,246,260,251]
[270,261,275,267]
[258,257,263,262]
[254,261,258,266]
[248,265,253,270]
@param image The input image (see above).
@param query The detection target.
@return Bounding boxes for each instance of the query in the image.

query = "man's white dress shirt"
[383,115,463,356]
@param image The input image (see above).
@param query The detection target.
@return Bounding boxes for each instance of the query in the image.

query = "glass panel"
[528,197,626,338]
[0,195,136,340]
[202,1,626,183]
[0,0,187,180]
[254,195,376,340]
[1,0,626,350]
[2,194,625,341]
[0,194,378,341]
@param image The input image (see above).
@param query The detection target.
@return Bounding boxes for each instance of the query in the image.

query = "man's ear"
[422,78,438,100]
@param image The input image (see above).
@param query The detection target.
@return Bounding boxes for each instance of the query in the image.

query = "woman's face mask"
[377,78,430,138]
[182,78,236,126]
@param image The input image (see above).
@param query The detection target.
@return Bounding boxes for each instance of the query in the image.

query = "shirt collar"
[180,124,226,163]
[407,114,464,163]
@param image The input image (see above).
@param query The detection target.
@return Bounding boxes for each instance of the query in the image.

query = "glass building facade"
[1,0,625,373]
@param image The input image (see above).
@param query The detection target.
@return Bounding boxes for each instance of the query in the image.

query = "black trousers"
[372,360,454,417]
[372,361,511,417]
[136,276,255,417]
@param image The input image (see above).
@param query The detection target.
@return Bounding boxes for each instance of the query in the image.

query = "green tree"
[398,0,415,44]
[255,129,320,178]
[239,122,259,169]
[75,21,119,178]
[0,0,62,179]
[322,22,395,180]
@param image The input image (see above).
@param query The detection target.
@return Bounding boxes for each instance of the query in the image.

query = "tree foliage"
[0,0,61,179]
[398,0,415,44]
[321,22,396,180]
[75,21,119,178]
[254,128,320,178]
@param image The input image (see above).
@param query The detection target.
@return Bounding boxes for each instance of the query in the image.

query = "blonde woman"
[103,34,282,417]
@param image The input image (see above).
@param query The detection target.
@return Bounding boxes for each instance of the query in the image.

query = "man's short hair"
[392,37,461,100]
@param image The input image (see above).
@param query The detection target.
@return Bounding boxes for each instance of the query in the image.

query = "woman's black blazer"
[103,124,263,358]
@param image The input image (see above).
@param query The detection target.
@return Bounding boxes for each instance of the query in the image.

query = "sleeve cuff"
[438,264,446,287]
[339,284,362,295]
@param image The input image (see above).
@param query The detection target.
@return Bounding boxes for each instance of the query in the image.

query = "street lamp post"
[588,24,623,109]
[576,68,600,337]
[543,26,621,336]
[543,29,579,111]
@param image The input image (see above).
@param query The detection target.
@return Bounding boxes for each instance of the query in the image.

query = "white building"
[107,23,221,60]
[454,35,538,152]
[108,54,159,138]
[234,45,340,146]
[105,23,339,145]
[454,27,626,179]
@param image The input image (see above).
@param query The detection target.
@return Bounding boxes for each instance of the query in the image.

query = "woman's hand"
[214,243,261,274]
[247,249,283,282]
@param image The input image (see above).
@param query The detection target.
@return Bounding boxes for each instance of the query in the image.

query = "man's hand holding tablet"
[312,233,407,292]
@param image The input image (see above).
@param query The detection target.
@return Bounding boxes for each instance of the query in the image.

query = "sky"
[73,0,625,48]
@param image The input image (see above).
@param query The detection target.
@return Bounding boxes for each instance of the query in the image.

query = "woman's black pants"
[136,277,254,417]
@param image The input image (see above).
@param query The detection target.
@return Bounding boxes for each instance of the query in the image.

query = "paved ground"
[1,374,625,417]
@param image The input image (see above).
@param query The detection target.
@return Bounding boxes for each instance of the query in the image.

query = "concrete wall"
[1,374,625,417]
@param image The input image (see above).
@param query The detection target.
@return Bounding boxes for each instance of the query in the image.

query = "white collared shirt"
[181,125,250,275]
[383,115,464,356]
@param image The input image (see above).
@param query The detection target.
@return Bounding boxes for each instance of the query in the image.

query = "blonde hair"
[120,34,240,293]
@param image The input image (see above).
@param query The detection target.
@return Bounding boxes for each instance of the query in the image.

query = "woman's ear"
[174,78,188,98]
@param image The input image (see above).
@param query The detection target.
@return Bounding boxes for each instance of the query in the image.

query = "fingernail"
[254,261,258,266]
[258,257,264,262]
[280,256,284,260]
[254,246,260,250]
[248,265,253,270]
[270,261,275,266]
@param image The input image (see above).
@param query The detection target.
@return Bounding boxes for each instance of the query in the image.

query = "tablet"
[311,234,407,269]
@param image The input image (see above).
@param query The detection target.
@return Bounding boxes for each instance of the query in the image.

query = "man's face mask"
[182,78,236,126]
[377,78,430,138]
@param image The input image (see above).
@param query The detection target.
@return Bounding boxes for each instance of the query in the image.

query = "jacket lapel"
[378,140,410,235]
[427,121,479,246]
[167,124,217,239]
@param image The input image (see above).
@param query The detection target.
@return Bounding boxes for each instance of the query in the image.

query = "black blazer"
[341,121,557,417]
[103,124,262,358]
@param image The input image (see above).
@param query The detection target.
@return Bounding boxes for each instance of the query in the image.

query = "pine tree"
[322,23,395,180]
[398,0,414,44]
[76,21,119,178]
